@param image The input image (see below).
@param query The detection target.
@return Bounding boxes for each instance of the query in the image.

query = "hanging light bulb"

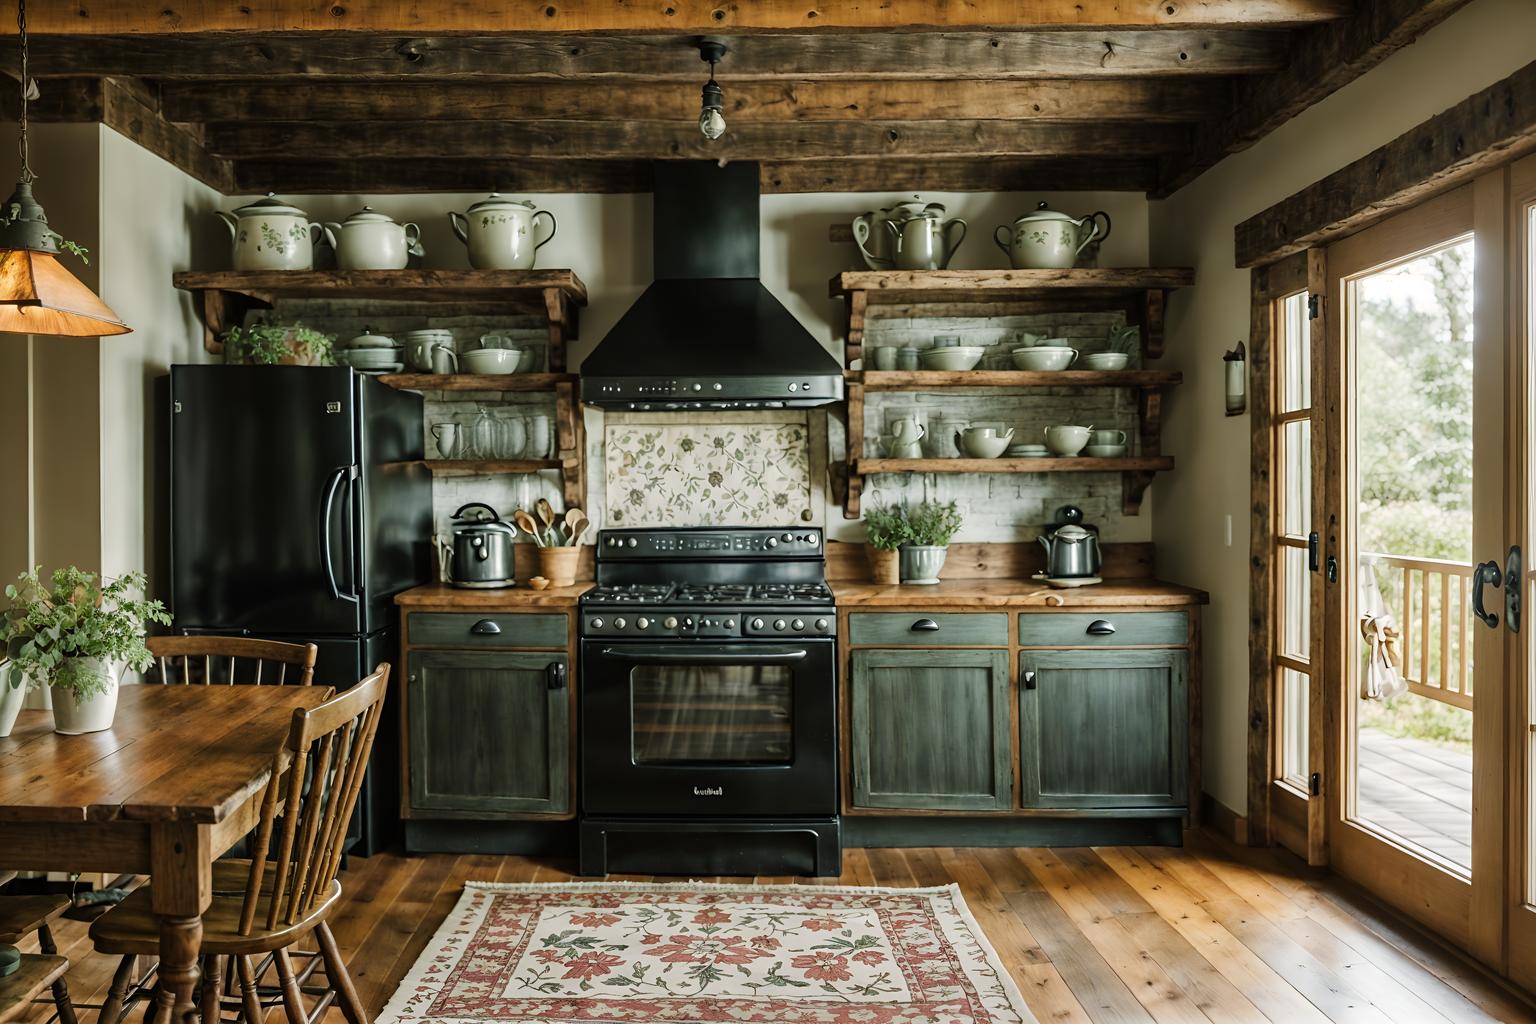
[697,39,728,142]
[0,0,129,337]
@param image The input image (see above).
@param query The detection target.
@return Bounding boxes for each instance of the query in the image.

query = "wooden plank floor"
[12,829,1536,1024]
[1357,727,1473,870]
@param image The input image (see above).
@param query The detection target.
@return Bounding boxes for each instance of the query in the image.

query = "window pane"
[1282,419,1312,536]
[1281,667,1309,783]
[1280,292,1311,412]
[1281,545,1310,662]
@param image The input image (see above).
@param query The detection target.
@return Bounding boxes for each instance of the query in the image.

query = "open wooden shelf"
[831,267,1194,303]
[855,457,1173,474]
[853,369,1181,390]
[378,372,577,392]
[399,458,574,475]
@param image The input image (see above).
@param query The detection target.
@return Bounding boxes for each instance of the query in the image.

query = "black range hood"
[580,161,844,410]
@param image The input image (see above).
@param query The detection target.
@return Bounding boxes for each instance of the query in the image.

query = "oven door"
[580,640,837,817]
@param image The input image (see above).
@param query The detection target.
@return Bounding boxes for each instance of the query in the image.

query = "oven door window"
[630,664,794,766]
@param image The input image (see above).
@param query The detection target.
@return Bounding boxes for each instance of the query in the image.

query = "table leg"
[150,822,212,1024]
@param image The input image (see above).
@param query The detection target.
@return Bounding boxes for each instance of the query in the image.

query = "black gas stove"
[578,526,840,878]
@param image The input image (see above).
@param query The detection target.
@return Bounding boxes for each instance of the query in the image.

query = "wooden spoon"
[512,509,545,547]
[563,508,584,544]
[566,513,591,546]
[535,498,558,545]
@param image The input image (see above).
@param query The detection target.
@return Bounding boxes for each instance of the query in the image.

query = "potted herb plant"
[221,319,336,366]
[899,500,963,585]
[863,504,907,585]
[0,568,170,735]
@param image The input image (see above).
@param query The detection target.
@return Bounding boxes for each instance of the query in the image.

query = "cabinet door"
[407,649,570,816]
[1019,649,1187,810]
[850,648,1012,811]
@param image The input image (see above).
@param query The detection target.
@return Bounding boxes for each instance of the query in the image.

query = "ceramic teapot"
[886,208,967,271]
[323,206,424,270]
[851,196,943,270]
[449,194,557,270]
[994,203,1112,270]
[216,194,328,271]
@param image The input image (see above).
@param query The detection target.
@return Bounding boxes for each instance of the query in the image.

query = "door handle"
[1086,619,1116,636]
[546,662,567,690]
[602,646,809,664]
[1506,545,1522,634]
[1308,532,1320,573]
[470,619,501,635]
[318,465,359,603]
[1472,560,1502,629]
[909,618,941,632]
[1021,668,1037,689]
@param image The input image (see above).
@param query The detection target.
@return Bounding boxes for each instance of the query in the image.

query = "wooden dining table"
[0,684,333,1024]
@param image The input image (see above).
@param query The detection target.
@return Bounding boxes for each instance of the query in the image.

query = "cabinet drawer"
[408,612,568,648]
[1020,612,1187,647]
[849,612,1007,646]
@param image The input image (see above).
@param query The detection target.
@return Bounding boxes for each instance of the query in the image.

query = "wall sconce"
[1224,341,1246,416]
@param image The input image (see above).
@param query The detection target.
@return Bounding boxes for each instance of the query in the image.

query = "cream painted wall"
[1150,0,1536,812]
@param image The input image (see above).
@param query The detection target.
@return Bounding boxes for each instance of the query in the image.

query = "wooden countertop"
[395,582,592,608]
[830,577,1208,608]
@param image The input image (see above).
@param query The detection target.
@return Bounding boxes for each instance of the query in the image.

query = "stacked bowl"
[336,328,402,374]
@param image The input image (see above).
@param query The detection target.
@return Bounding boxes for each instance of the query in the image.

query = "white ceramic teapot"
[216,194,328,271]
[323,206,423,270]
[994,203,1111,270]
[449,194,557,270]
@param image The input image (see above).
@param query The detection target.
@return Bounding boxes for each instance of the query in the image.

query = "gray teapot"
[1037,506,1102,578]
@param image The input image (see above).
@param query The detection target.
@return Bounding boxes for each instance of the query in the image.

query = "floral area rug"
[377,881,1037,1024]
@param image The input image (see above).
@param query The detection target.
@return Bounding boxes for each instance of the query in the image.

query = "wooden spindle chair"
[89,665,390,1024]
[147,636,318,688]
[0,871,76,1024]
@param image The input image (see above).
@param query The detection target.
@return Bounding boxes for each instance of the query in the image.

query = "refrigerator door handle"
[320,465,360,604]
[348,466,365,598]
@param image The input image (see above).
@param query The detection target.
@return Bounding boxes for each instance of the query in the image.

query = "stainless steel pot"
[1037,505,1102,578]
[446,502,516,588]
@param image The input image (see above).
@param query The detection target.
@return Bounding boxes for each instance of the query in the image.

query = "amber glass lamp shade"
[0,248,130,336]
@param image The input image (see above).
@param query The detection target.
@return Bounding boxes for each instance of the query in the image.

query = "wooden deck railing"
[1362,552,1475,710]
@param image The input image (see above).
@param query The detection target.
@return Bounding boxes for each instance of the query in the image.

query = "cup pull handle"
[1086,619,1116,636]
[470,619,502,635]
[1022,669,1037,689]
[910,618,941,632]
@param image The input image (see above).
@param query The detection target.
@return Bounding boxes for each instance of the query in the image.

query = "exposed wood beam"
[6,1,1350,35]
[159,77,1226,124]
[0,77,102,121]
[98,78,233,191]
[205,119,1189,162]
[12,31,1290,81]
[232,157,1160,196]
[1235,59,1536,267]
[1156,0,1474,195]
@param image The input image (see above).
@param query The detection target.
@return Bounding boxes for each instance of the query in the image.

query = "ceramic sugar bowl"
[449,194,557,270]
[994,203,1112,270]
[216,194,328,271]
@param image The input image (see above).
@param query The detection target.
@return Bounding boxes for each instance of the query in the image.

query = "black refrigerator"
[162,365,433,854]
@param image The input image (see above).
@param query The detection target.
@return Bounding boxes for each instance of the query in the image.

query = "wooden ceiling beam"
[203,118,1189,162]
[98,78,233,191]
[159,78,1226,124]
[1155,0,1475,195]
[232,157,1160,195]
[11,30,1289,81]
[6,1,1350,35]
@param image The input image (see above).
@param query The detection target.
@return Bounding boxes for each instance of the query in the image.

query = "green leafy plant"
[902,500,964,548]
[863,504,911,551]
[221,320,335,366]
[0,567,170,700]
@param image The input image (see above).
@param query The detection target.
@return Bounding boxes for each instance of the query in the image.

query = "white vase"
[50,657,121,735]
[0,675,25,738]
[900,545,949,585]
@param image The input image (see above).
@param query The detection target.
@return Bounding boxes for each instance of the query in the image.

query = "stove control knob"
[723,619,735,629]
[613,617,627,630]
[663,616,678,629]
[751,618,765,630]
[804,534,819,545]
[712,382,723,391]
[791,618,805,631]
[765,537,779,548]
[636,617,650,630]
[773,619,787,631]
[815,618,829,633]
[782,532,794,542]
[590,617,604,629]
[626,537,639,548]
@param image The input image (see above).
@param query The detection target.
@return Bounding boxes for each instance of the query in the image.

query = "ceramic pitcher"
[449,194,557,270]
[887,209,967,270]
[852,197,944,270]
[883,417,926,459]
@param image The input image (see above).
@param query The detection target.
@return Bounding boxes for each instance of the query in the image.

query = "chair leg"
[36,924,79,1024]
[271,950,306,1024]
[235,957,264,1024]
[313,923,366,1024]
[98,956,137,1024]
[200,956,226,1024]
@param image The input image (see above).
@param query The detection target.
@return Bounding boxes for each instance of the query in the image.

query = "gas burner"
[752,583,834,603]
[673,583,753,603]
[585,584,674,604]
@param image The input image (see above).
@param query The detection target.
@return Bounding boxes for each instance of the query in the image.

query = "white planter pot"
[0,675,25,738]
[50,658,121,735]
[899,545,949,585]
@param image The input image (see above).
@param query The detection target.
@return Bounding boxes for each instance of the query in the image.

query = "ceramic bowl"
[957,431,1012,458]
[1011,346,1077,372]
[1078,352,1130,371]
[1044,425,1092,456]
[1083,444,1128,458]
[919,346,986,371]
[341,349,400,368]
[460,348,521,375]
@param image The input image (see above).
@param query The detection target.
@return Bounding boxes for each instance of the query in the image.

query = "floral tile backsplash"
[604,421,813,526]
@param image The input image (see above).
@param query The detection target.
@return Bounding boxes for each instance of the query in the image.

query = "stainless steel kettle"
[1037,505,1102,578]
[443,502,517,588]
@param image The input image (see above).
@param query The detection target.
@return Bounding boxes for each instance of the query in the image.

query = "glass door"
[1510,152,1536,988]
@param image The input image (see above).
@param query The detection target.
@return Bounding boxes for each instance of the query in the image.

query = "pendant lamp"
[0,0,129,336]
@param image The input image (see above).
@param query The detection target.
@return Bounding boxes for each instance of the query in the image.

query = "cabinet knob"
[470,619,502,635]
[1021,669,1037,689]
[546,661,567,690]
[910,618,941,632]
[1086,619,1116,636]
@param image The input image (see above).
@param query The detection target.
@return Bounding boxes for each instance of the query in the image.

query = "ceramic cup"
[872,347,898,371]
[896,346,920,371]
[1090,429,1127,446]
[1044,424,1092,456]
[933,335,960,348]
[430,344,458,374]
[1084,443,1128,458]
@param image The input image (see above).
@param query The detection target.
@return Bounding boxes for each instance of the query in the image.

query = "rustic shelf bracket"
[198,288,270,355]
[844,381,865,518]
[1126,288,1167,360]
[543,286,575,372]
[1121,470,1158,516]
[554,379,586,511]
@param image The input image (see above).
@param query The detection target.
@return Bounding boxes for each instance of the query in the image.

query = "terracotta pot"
[537,546,581,587]
[865,545,900,585]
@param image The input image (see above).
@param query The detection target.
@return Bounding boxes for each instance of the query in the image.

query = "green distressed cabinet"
[849,648,1013,811]
[1018,648,1188,810]
[406,649,571,816]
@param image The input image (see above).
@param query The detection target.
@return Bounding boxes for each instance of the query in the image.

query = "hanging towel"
[1360,612,1406,701]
